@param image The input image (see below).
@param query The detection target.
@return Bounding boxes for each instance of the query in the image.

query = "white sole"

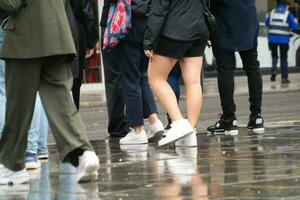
[159,130,193,147]
[175,133,197,147]
[25,162,41,170]
[0,175,29,185]
[77,162,99,183]
[37,156,49,160]
[175,143,197,147]
[225,129,239,136]
[120,140,148,145]
[206,130,226,135]
[249,128,265,134]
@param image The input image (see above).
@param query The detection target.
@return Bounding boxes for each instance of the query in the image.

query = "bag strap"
[199,0,212,15]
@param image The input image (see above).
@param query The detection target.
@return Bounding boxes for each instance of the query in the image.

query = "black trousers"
[101,27,129,136]
[71,23,88,110]
[118,17,158,127]
[213,45,263,118]
[71,61,83,110]
[269,43,289,79]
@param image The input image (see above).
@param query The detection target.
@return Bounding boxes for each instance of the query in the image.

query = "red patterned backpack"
[102,0,132,51]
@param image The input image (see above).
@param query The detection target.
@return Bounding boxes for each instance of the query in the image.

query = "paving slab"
[1,126,300,199]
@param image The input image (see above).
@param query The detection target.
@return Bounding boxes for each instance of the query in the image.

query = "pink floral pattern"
[103,0,132,50]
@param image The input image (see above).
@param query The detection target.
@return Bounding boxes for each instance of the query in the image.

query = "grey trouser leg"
[0,56,93,171]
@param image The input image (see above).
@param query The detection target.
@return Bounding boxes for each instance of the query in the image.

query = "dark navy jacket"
[210,0,259,52]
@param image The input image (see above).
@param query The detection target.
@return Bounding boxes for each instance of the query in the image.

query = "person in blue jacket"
[265,0,299,83]
[207,0,264,136]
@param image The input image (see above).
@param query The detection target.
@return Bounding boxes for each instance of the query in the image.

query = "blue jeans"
[0,30,5,133]
[26,94,49,156]
[167,63,181,102]
[0,29,48,155]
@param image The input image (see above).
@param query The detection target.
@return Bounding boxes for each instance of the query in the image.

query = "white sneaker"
[147,119,165,142]
[76,151,100,183]
[175,129,197,147]
[25,153,41,170]
[0,166,29,185]
[158,119,193,147]
[25,160,41,170]
[119,130,148,145]
[120,144,149,161]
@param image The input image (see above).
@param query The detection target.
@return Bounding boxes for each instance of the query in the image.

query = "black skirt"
[154,35,207,59]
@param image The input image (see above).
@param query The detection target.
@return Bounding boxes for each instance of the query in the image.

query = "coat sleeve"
[265,13,270,27]
[80,0,99,49]
[287,13,299,31]
[143,0,170,50]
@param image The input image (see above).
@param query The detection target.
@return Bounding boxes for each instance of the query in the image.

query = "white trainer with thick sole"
[120,130,148,145]
[25,160,41,170]
[76,151,100,183]
[175,130,197,147]
[0,167,29,185]
[147,119,165,142]
[158,119,193,147]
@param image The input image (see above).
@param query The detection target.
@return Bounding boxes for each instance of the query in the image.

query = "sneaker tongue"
[256,118,263,124]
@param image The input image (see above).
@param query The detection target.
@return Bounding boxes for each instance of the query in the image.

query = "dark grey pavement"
[2,125,300,199]
[1,74,300,199]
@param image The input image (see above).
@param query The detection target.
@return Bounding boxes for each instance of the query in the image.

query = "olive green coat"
[0,0,76,59]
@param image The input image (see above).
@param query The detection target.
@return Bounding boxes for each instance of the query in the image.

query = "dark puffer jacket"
[68,0,98,78]
[70,0,98,50]
[143,0,209,50]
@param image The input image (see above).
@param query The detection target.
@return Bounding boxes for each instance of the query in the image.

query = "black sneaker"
[281,79,290,84]
[206,114,238,136]
[247,114,265,134]
[270,74,276,82]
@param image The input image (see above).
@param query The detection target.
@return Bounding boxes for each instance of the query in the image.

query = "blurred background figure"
[70,0,99,110]
[265,0,299,84]
[100,0,130,139]
[207,0,264,136]
[115,0,164,145]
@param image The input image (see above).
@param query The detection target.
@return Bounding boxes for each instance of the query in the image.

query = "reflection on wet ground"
[2,126,300,199]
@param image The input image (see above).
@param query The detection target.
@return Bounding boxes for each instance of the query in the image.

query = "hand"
[144,50,154,59]
[85,48,94,58]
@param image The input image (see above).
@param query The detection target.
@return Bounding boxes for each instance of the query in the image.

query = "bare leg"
[133,125,144,134]
[148,113,159,125]
[148,55,182,122]
[179,57,203,128]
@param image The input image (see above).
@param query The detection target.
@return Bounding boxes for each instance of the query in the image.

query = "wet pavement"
[2,125,300,199]
[1,79,300,199]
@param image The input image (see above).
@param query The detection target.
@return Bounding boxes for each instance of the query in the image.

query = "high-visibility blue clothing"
[265,4,299,44]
